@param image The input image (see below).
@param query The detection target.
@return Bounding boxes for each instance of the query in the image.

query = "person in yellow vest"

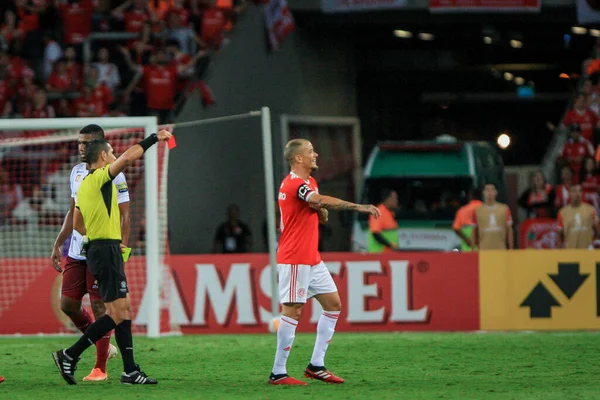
[557,184,598,249]
[472,183,514,250]
[453,189,483,251]
[368,188,399,252]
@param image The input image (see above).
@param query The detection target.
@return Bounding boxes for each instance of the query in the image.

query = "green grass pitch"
[0,332,599,399]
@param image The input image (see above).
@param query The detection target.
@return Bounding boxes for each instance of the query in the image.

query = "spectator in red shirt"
[198,1,227,50]
[166,0,192,27]
[555,165,574,209]
[581,157,600,209]
[3,48,27,93]
[124,21,156,65]
[112,0,157,33]
[83,67,113,115]
[56,0,94,45]
[16,66,38,114]
[127,47,178,123]
[166,39,209,99]
[64,45,82,90]
[518,170,555,218]
[559,124,595,182]
[72,82,102,117]
[22,88,55,137]
[1,9,24,48]
[558,93,600,143]
[16,0,43,35]
[45,57,77,93]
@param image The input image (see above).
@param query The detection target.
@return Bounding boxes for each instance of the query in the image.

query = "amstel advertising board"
[1,250,600,334]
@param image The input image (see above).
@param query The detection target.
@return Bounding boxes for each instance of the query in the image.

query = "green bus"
[351,136,508,252]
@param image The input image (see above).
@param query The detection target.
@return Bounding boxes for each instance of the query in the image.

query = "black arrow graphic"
[520,282,560,318]
[549,263,589,299]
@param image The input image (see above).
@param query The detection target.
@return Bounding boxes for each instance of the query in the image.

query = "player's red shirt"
[563,109,599,142]
[58,0,93,44]
[277,172,321,266]
[143,65,177,110]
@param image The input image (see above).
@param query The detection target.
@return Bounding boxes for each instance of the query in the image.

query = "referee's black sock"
[66,315,117,359]
[115,320,137,374]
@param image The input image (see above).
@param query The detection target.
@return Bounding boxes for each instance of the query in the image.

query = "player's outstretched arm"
[109,129,172,178]
[308,193,381,219]
[51,198,76,272]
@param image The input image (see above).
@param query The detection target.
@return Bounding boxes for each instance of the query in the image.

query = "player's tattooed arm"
[307,193,381,218]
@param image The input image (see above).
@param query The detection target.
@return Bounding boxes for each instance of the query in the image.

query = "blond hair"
[284,139,308,166]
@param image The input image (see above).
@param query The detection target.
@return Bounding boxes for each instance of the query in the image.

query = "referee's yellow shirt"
[76,165,121,241]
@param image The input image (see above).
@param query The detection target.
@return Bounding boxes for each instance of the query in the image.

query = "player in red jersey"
[268,139,381,386]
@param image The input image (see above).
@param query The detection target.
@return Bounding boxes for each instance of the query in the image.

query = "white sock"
[272,316,298,375]
[310,310,340,367]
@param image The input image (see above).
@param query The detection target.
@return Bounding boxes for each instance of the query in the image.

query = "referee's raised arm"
[108,129,172,178]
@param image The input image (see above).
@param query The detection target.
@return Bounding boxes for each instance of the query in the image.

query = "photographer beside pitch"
[53,129,172,385]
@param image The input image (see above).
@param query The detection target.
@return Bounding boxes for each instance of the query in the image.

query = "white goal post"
[0,108,279,337]
[0,117,162,336]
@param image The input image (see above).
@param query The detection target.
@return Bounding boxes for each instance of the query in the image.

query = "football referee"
[53,129,172,385]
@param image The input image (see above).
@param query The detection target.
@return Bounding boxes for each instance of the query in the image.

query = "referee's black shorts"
[87,240,129,303]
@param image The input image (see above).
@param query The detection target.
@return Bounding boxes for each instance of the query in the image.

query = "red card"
[167,135,177,149]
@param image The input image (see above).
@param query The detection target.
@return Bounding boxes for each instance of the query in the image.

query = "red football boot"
[268,373,308,386]
[304,364,344,384]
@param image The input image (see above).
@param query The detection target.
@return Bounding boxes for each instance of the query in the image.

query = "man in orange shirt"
[452,189,482,251]
[368,189,399,252]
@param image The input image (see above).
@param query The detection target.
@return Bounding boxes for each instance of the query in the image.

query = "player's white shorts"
[277,261,338,304]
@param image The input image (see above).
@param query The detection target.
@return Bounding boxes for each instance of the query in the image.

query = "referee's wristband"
[138,133,159,152]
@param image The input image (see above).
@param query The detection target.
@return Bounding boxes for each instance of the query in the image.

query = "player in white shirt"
[50,124,131,382]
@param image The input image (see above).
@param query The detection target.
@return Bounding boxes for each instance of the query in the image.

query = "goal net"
[0,117,173,336]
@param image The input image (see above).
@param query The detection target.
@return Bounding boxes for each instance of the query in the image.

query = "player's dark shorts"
[87,240,129,303]
[61,257,102,301]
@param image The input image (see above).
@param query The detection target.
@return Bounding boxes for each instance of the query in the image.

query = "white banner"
[322,0,408,13]
[577,0,600,24]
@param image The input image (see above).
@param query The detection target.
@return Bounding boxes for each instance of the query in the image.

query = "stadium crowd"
[0,0,258,233]
[0,0,250,133]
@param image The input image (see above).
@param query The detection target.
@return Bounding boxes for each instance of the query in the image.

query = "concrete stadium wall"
[169,6,357,254]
